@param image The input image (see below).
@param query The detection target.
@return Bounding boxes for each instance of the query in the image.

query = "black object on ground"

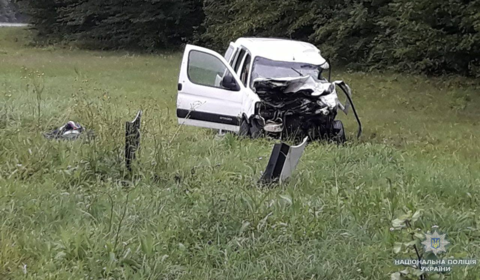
[44,121,92,140]
[125,111,142,171]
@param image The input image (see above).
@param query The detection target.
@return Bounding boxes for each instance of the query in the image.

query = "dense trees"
[19,0,203,49]
[18,0,480,76]
[201,0,480,76]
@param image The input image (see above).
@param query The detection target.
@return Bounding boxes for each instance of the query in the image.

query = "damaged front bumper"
[249,76,362,140]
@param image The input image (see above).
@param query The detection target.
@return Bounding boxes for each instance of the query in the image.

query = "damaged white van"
[176,38,362,142]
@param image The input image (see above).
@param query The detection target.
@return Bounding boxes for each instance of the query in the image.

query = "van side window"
[224,45,235,62]
[229,49,239,67]
[234,49,246,73]
[240,54,251,86]
[188,50,239,91]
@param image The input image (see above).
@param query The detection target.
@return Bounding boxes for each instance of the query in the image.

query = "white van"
[176,38,361,142]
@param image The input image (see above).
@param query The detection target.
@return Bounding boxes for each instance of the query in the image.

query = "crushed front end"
[248,76,362,142]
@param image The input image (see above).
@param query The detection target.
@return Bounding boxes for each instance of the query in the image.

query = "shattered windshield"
[251,57,324,87]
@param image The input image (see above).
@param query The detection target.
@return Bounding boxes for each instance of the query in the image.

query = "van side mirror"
[221,72,240,91]
[319,59,331,82]
[327,59,331,82]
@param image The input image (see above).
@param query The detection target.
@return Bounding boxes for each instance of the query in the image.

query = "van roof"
[234,37,327,65]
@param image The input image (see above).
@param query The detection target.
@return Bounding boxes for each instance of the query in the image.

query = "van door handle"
[178,83,183,91]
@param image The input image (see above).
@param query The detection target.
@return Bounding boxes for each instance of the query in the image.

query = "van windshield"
[251,57,324,87]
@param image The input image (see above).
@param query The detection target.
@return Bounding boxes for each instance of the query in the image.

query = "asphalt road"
[0,23,28,27]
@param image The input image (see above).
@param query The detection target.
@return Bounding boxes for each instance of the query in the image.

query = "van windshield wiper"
[291,68,304,77]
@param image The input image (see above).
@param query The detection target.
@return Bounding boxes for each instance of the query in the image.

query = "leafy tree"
[19,0,204,50]
[201,0,480,77]
[17,0,66,40]
[17,0,480,76]
[377,0,480,75]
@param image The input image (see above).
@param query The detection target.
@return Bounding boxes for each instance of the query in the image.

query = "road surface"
[0,23,28,27]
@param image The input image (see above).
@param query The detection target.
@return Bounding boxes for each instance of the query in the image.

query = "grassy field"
[1,28,479,279]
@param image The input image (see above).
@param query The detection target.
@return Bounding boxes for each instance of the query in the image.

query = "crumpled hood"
[253,76,347,112]
[252,76,362,139]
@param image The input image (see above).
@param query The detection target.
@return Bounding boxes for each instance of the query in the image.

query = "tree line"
[17,0,480,76]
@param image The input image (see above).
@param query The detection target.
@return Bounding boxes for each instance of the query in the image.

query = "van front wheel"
[239,117,251,137]
[332,120,346,144]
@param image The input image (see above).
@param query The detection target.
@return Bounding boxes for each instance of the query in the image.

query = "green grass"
[1,28,479,279]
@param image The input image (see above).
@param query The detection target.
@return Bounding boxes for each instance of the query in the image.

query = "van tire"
[332,120,346,144]
[239,116,251,137]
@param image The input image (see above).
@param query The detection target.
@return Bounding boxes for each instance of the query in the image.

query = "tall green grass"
[1,28,479,279]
